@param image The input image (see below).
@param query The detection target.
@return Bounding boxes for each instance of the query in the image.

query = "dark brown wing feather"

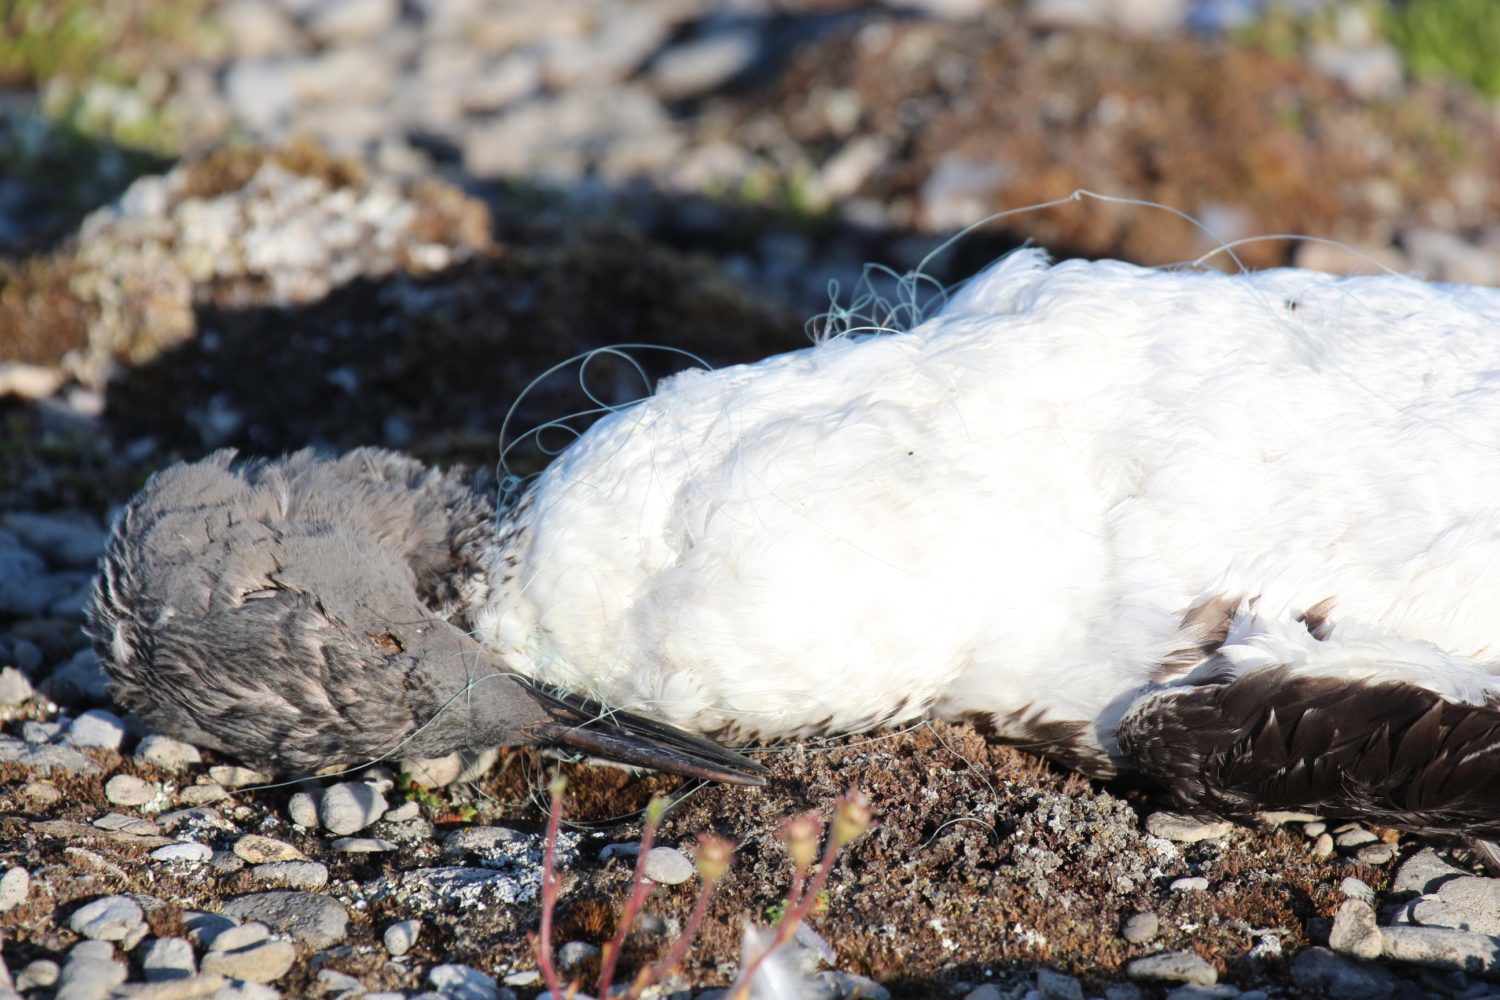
[1118,667,1500,839]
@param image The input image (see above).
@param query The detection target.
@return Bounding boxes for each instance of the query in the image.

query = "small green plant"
[531,776,873,999]
[1382,0,1500,99]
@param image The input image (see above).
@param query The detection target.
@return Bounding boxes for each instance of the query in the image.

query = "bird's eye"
[370,632,404,653]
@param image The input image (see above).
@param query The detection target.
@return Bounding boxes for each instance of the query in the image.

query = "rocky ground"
[4,0,1500,997]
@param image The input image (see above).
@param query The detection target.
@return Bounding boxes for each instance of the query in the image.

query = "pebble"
[212,923,271,953]
[1036,968,1084,1000]
[105,774,158,806]
[1413,877,1500,935]
[383,800,421,822]
[429,963,501,999]
[118,973,231,998]
[68,894,145,942]
[21,781,61,805]
[0,866,29,912]
[95,812,162,836]
[318,780,388,835]
[66,709,128,751]
[252,861,329,890]
[45,648,111,703]
[16,959,60,991]
[401,753,463,788]
[1121,911,1159,944]
[223,891,349,949]
[643,845,695,885]
[183,911,238,950]
[1340,876,1375,903]
[135,734,203,771]
[316,969,366,995]
[331,836,397,852]
[1144,812,1234,844]
[0,735,100,773]
[156,807,231,834]
[12,638,42,672]
[557,940,600,972]
[201,938,297,983]
[178,783,228,806]
[0,665,33,706]
[234,835,307,863]
[1169,876,1209,893]
[55,955,127,1000]
[1312,833,1335,858]
[1329,899,1382,960]
[288,791,320,828]
[142,936,197,980]
[1392,847,1470,895]
[383,918,420,957]
[1125,951,1217,986]
[1,511,105,567]
[443,825,523,856]
[1303,821,1327,837]
[209,765,272,788]
[1382,925,1500,975]
[650,27,762,100]
[1355,842,1396,866]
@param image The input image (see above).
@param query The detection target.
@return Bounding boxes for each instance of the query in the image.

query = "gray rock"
[1121,911,1159,944]
[402,754,463,788]
[643,846,695,885]
[1334,828,1377,849]
[1405,228,1500,286]
[429,963,500,1000]
[177,782,227,806]
[15,958,59,991]
[142,936,197,981]
[68,895,144,942]
[1381,925,1500,975]
[200,939,297,983]
[233,835,306,864]
[1313,832,1335,858]
[94,812,161,836]
[0,866,29,912]
[1169,876,1210,893]
[1125,951,1217,986]
[2,511,105,567]
[1309,41,1404,101]
[209,923,271,953]
[964,987,1003,1000]
[305,0,399,44]
[156,807,232,834]
[134,734,202,771]
[0,666,33,706]
[1036,968,1084,1000]
[1340,877,1375,903]
[12,638,42,672]
[556,940,599,971]
[149,842,214,864]
[1393,848,1470,895]
[45,647,111,703]
[1144,812,1234,844]
[0,734,99,773]
[218,0,304,59]
[318,781,387,835]
[1289,947,1395,999]
[1103,987,1144,1000]
[223,891,349,949]
[650,27,761,100]
[0,544,50,615]
[383,918,420,957]
[66,709,128,750]
[919,154,1014,230]
[252,861,329,891]
[288,791,319,828]
[72,938,118,962]
[182,911,238,950]
[1163,987,1238,1000]
[55,955,127,1000]
[105,774,158,806]
[1355,843,1395,866]
[1422,877,1500,935]
[1330,900,1382,960]
[208,765,271,788]
[330,836,397,852]
[224,60,299,133]
[443,826,523,856]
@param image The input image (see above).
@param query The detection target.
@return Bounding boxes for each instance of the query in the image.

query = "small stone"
[288,791,319,828]
[1125,951,1217,986]
[1392,847,1469,895]
[331,836,397,853]
[2,511,105,567]
[0,736,100,772]
[383,918,420,957]
[116,973,230,998]
[1335,827,1378,849]
[429,963,500,999]
[1036,968,1084,1000]
[56,955,127,999]
[650,27,761,100]
[1427,876,1500,935]
[142,936,197,981]
[557,940,600,971]
[1169,877,1209,893]
[1330,899,1383,960]
[72,937,119,962]
[177,783,227,806]
[13,638,42,672]
[965,988,1003,1000]
[1121,912,1159,944]
[234,835,307,863]
[316,969,366,995]
[94,813,161,836]
[1340,877,1375,903]
[305,0,399,44]
[44,648,111,702]
[106,774,158,806]
[318,781,387,835]
[1313,833,1335,858]
[1145,812,1234,843]
[1355,843,1396,866]
[68,894,144,941]
[223,891,349,949]
[643,846,695,885]
[443,826,523,856]
[136,735,202,771]
[16,958,60,991]
[209,766,271,788]
[1258,810,1321,826]
[182,911,238,950]
[383,800,420,823]
[212,851,247,874]
[1381,925,1500,975]
[209,923,271,954]
[21,781,61,805]
[1289,946,1393,999]
[1304,822,1327,837]
[200,939,297,983]
[0,866,29,912]
[156,807,231,833]
[402,753,462,788]
[67,709,128,750]
[252,861,329,891]
[0,665,33,706]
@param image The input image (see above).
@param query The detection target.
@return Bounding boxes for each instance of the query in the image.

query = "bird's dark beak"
[520,681,768,786]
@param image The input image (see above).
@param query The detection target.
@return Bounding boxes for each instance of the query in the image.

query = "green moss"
[1382,0,1500,98]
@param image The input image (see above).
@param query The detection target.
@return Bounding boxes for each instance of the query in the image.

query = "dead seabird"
[89,250,1500,844]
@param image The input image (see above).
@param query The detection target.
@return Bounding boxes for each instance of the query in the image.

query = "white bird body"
[475,250,1500,767]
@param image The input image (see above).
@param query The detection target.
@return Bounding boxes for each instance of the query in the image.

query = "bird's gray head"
[88,448,765,784]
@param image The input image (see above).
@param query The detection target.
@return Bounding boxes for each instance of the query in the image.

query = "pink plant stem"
[536,783,566,999]
[596,814,662,997]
